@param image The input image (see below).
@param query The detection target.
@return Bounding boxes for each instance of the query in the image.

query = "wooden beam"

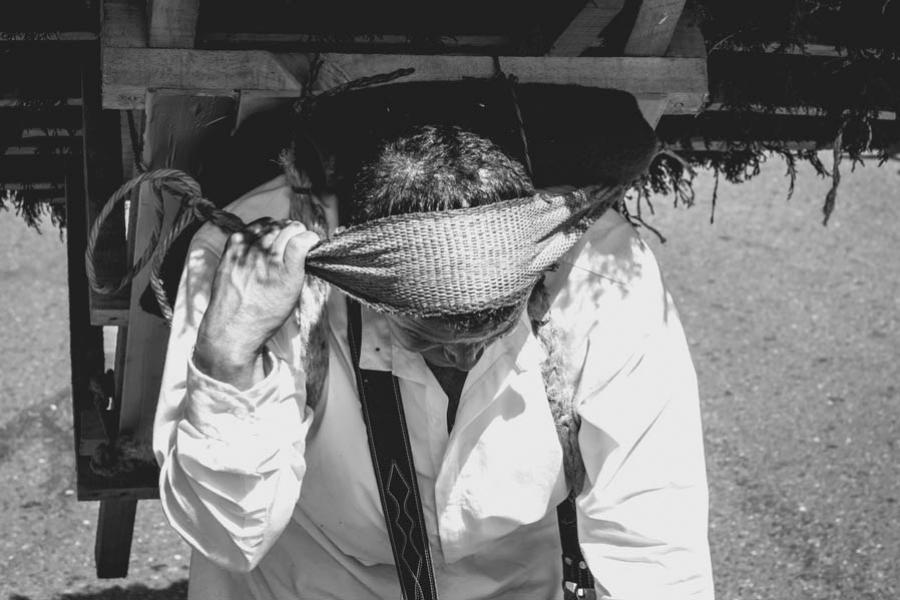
[3,144,77,155]
[704,103,897,121]
[202,32,512,53]
[633,5,705,126]
[547,0,626,56]
[665,5,706,58]
[0,32,98,42]
[103,0,148,48]
[64,159,107,502]
[147,0,200,48]
[0,155,67,182]
[117,89,237,470]
[95,498,137,577]
[102,49,708,114]
[316,54,705,107]
[624,0,687,56]
[83,45,131,326]
[102,47,305,108]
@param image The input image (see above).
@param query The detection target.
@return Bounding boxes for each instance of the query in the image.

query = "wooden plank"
[665,5,706,58]
[102,49,709,111]
[0,155,67,182]
[0,31,98,42]
[548,0,626,56]
[635,3,705,126]
[316,54,707,107]
[83,45,131,326]
[94,498,137,577]
[148,0,200,48]
[704,103,897,121]
[624,0,687,56]
[102,47,304,108]
[65,157,107,502]
[118,90,237,457]
[4,144,77,156]
[102,0,148,48]
[202,31,512,53]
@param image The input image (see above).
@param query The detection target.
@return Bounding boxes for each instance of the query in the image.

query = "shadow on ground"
[8,580,187,600]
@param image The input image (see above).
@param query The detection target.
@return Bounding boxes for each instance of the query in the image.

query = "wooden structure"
[1,0,898,579]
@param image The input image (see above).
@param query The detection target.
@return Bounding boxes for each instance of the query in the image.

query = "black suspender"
[346,299,595,599]
[558,496,597,598]
[347,299,439,600]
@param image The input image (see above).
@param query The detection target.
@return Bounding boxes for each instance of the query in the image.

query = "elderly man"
[154,120,713,599]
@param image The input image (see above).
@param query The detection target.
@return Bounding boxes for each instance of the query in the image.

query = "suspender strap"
[557,494,596,598]
[346,299,439,600]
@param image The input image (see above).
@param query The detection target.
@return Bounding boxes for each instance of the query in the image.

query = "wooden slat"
[634,5,706,126]
[65,158,107,500]
[665,5,706,58]
[94,498,137,577]
[3,144,76,155]
[0,154,67,182]
[547,0,626,56]
[101,48,707,113]
[624,0,687,56]
[117,89,237,468]
[102,0,148,48]
[0,31,98,42]
[83,45,131,326]
[202,32,512,53]
[148,0,200,48]
[102,47,304,108]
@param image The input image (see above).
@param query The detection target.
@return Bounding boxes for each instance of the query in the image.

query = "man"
[154,125,713,599]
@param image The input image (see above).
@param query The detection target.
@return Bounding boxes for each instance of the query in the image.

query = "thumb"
[283,230,321,274]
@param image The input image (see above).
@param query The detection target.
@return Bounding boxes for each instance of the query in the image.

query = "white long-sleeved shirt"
[154,183,714,600]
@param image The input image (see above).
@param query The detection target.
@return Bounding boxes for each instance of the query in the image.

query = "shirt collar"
[357,307,546,387]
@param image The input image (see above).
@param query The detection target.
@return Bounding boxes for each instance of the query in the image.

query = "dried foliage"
[635,0,900,226]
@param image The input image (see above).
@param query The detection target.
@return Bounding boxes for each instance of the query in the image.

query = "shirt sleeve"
[559,217,714,599]
[153,229,314,573]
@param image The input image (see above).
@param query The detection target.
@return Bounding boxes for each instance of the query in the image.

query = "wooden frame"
[80,0,712,578]
[102,50,709,121]
[148,0,200,48]
[548,0,626,56]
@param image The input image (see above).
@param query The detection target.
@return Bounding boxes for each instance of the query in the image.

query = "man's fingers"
[271,221,307,260]
[283,229,320,273]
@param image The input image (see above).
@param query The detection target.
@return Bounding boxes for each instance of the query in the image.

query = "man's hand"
[193,218,320,389]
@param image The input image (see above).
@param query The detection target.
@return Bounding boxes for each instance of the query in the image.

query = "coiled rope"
[85,169,244,321]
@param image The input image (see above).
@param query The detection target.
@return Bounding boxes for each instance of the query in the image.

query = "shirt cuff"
[184,348,309,444]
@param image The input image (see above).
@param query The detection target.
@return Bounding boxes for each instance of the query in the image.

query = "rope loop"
[85,169,238,320]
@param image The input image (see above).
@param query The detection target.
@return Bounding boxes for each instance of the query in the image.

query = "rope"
[492,57,534,179]
[86,169,244,321]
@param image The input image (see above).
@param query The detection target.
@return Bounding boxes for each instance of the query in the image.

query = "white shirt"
[153,185,714,600]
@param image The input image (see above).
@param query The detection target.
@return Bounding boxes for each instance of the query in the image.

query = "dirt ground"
[0,155,897,599]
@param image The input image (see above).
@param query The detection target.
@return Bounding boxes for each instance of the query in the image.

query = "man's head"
[347,125,535,371]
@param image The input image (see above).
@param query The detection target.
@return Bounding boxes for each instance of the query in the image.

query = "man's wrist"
[193,337,263,391]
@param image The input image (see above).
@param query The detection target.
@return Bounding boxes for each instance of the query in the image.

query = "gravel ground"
[0,155,897,599]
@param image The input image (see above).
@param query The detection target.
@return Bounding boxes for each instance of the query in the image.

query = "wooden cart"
[1,0,897,578]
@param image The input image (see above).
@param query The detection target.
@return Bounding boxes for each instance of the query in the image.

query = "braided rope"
[86,169,176,295]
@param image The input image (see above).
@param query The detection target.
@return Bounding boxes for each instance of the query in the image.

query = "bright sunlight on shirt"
[153,187,714,600]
